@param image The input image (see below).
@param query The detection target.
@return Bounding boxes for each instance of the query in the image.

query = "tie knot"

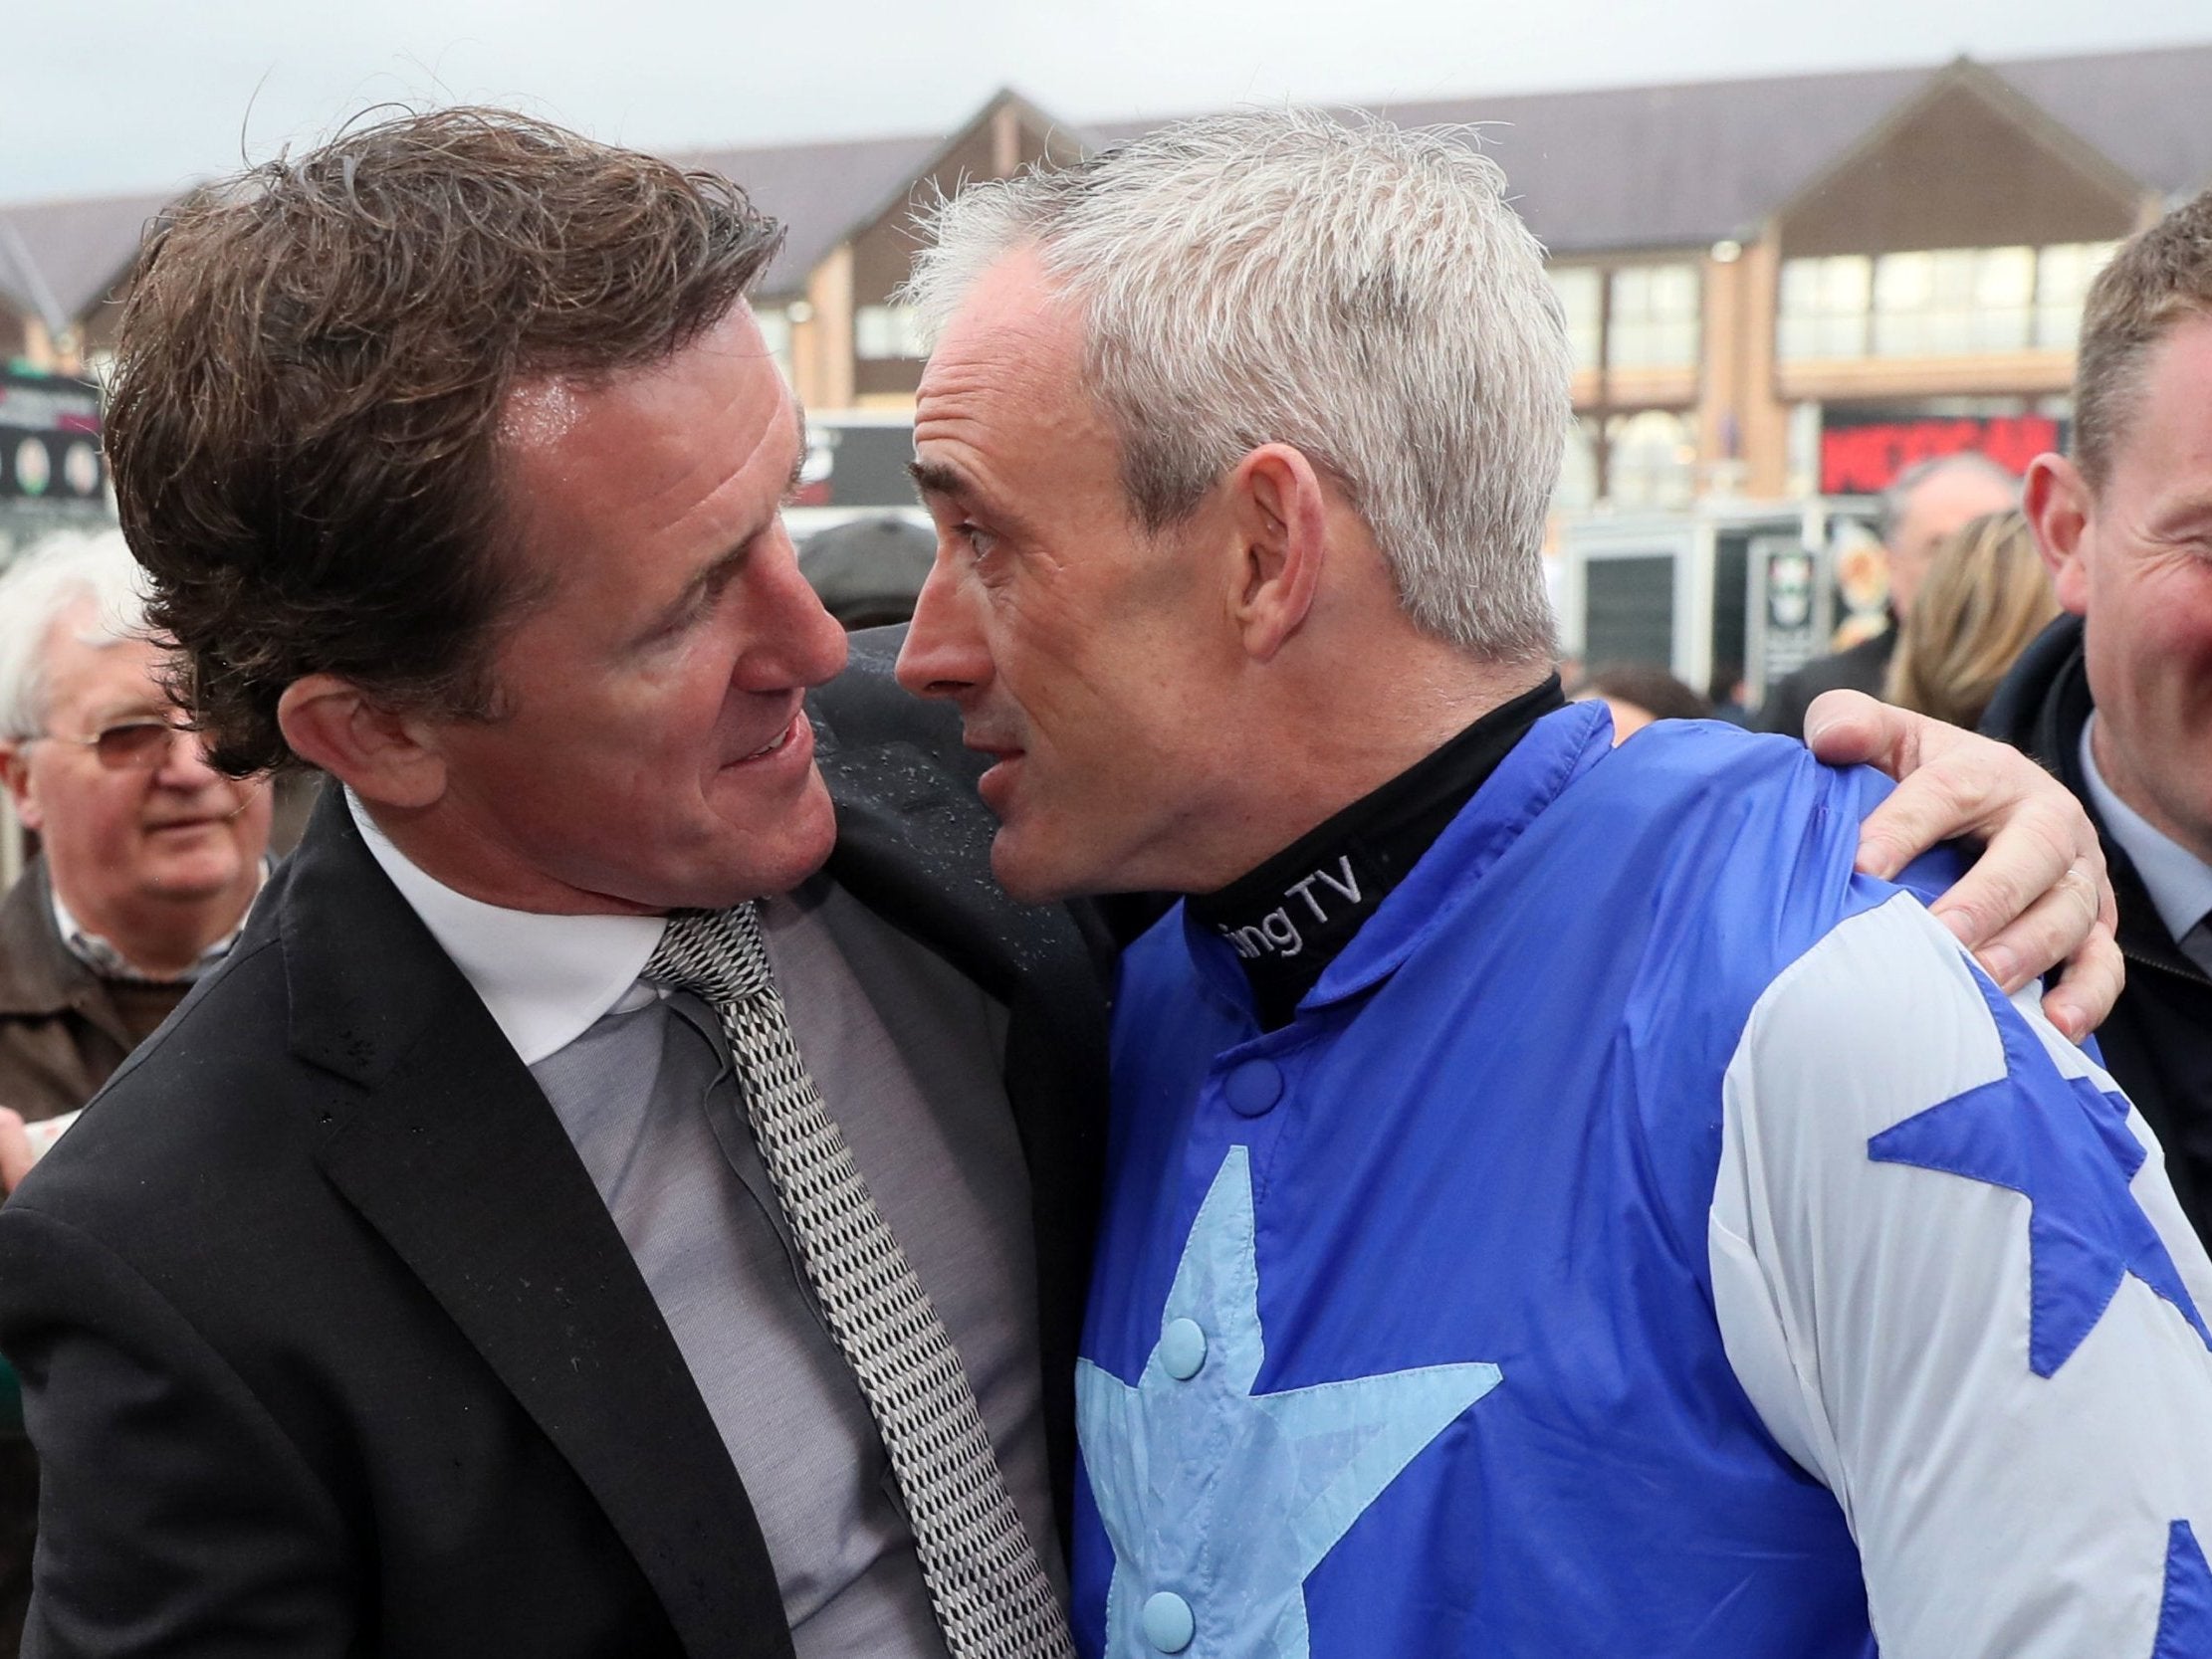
[643,904,774,1007]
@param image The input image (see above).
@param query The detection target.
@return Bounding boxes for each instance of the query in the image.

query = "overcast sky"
[7,0,2203,204]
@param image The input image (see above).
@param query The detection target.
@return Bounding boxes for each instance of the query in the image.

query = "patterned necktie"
[644,905,1075,1659]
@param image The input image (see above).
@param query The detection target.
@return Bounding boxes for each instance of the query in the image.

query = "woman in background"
[1886,510,2059,730]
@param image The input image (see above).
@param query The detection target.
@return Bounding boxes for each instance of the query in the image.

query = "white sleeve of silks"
[1707,893,2212,1659]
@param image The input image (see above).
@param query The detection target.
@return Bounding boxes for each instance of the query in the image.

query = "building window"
[1873,246,2034,356]
[854,304,927,361]
[1778,255,1872,360]
[2035,241,2120,349]
[1546,267,1604,372]
[1781,242,2121,362]
[1605,409,1696,509]
[1607,264,1700,369]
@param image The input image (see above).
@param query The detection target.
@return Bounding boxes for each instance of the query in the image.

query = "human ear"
[276,675,449,810]
[0,740,41,833]
[1227,444,1329,662]
[2025,453,2091,617]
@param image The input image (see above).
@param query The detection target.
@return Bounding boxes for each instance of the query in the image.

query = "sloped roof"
[677,130,945,296]
[1998,43,2212,204]
[5,43,2211,322]
[683,90,1103,296]
[0,189,174,327]
[1088,43,2212,255]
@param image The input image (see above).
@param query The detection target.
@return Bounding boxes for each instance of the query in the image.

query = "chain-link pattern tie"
[645,904,1075,1659]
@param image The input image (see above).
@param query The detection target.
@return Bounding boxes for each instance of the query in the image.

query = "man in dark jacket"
[1985,618,2212,1243]
[0,527,272,1653]
[0,111,1107,1658]
[0,529,271,1123]
[1995,182,2212,1251]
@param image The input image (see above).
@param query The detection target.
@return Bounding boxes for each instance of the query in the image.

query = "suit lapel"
[280,792,793,1659]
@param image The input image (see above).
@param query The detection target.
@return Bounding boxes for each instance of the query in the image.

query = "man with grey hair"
[0,526,271,1656]
[0,527,271,1120]
[895,109,2212,1656]
[1756,450,2019,736]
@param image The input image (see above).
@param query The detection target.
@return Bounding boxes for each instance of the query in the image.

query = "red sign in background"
[1820,415,2061,495]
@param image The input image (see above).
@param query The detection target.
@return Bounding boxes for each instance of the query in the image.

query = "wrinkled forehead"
[920,251,1089,409]
[914,257,1120,521]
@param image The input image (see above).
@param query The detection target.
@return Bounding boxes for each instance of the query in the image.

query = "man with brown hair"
[0,106,2125,1658]
[1992,184,2212,1249]
[0,110,1107,1659]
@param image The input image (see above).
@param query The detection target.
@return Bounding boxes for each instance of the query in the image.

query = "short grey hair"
[1878,451,2020,547]
[904,107,1566,664]
[0,527,153,742]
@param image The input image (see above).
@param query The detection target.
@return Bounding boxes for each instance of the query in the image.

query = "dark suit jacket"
[0,634,1111,1657]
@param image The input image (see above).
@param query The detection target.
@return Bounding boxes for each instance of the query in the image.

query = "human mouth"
[729,712,813,769]
[971,745,1025,815]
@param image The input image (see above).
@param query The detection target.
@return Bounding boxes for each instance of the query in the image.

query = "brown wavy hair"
[1885,510,2058,730]
[105,107,782,774]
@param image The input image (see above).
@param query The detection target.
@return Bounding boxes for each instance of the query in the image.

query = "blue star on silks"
[2154,1520,2212,1659]
[1075,1145,1502,1659]
[1869,971,2212,1379]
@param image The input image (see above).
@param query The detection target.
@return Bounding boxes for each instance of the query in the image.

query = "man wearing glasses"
[0,527,272,1120]
[0,526,271,1653]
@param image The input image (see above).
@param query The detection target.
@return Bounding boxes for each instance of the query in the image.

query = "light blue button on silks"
[1223,1058,1284,1118]
[1159,1317,1208,1380]
[1141,1590,1196,1653]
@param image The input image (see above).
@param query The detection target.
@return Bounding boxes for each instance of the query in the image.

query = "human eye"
[957,521,1002,563]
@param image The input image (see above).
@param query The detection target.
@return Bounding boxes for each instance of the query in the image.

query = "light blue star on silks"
[1076,1145,1502,1658]
[1869,970,2212,1378]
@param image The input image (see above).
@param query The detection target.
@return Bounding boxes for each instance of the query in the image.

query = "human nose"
[752,529,849,690]
[895,549,989,703]
[150,725,227,790]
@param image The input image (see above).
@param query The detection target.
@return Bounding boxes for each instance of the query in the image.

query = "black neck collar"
[1188,675,1565,1028]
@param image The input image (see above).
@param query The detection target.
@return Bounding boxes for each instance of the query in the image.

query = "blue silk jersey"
[1073,703,2212,1659]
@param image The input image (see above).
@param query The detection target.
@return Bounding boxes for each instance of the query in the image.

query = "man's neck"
[1190,675,1567,1027]
[353,793,659,917]
[56,874,260,981]
[2088,717,2212,869]
[1200,652,1554,890]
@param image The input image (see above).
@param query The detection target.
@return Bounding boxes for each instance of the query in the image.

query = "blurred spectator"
[1755,452,2017,735]
[1569,662,1711,742]
[1707,661,1752,726]
[1884,510,2058,729]
[0,528,273,1652]
[797,515,936,629]
[0,529,272,1123]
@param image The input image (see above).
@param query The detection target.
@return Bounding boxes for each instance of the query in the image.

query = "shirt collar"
[51,865,266,984]
[2079,714,2212,947]
[344,789,666,1066]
